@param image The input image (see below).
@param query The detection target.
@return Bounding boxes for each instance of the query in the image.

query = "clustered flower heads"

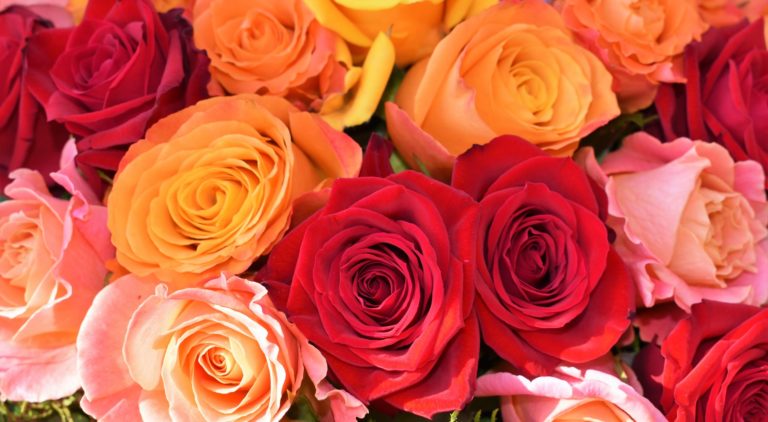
[1,0,768,421]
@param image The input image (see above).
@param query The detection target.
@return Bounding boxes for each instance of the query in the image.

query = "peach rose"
[558,0,708,111]
[476,365,665,422]
[0,140,113,401]
[304,0,496,66]
[386,0,619,181]
[77,274,367,421]
[193,0,394,128]
[108,94,362,287]
[578,132,768,312]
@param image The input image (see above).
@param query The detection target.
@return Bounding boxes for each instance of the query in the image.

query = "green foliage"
[0,391,93,421]
[579,111,658,161]
[389,151,409,173]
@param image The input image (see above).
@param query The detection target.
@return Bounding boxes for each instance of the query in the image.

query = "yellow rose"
[304,0,497,66]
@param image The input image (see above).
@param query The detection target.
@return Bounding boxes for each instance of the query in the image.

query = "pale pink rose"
[578,132,768,313]
[77,274,367,422]
[476,364,665,422]
[0,139,112,401]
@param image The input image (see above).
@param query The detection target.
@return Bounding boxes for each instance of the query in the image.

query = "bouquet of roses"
[1,0,767,420]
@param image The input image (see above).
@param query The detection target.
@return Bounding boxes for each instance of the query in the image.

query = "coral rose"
[579,132,768,312]
[108,94,362,287]
[453,136,633,375]
[0,6,69,190]
[655,19,768,188]
[26,0,210,192]
[77,274,366,421]
[558,0,708,111]
[0,140,113,401]
[193,0,361,119]
[262,171,480,418]
[386,0,618,181]
[304,0,495,66]
[634,301,768,421]
[191,0,397,129]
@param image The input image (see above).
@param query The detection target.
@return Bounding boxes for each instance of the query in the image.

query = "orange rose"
[304,0,497,66]
[386,0,618,181]
[108,95,362,286]
[193,0,394,128]
[558,0,708,111]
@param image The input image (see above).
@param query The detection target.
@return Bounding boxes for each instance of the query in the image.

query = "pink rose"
[0,139,112,401]
[0,0,73,26]
[476,364,665,421]
[77,274,366,421]
[578,132,768,312]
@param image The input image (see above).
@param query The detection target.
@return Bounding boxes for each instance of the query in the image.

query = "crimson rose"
[452,136,633,376]
[262,172,480,418]
[27,0,209,191]
[655,18,768,187]
[0,6,68,190]
[635,301,768,421]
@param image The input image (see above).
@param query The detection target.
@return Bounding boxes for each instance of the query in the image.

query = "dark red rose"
[634,301,768,421]
[655,18,768,187]
[262,171,480,418]
[27,0,209,192]
[452,136,633,376]
[0,6,68,190]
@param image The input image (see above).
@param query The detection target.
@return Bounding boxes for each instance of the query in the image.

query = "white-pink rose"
[77,274,367,421]
[0,140,112,401]
[579,132,768,312]
[476,364,665,422]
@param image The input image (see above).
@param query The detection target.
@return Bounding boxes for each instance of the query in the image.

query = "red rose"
[635,301,768,420]
[27,0,209,191]
[0,6,68,190]
[452,136,633,376]
[655,18,768,187]
[262,172,480,418]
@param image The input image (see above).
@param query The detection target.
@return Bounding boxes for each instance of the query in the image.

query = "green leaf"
[449,410,460,422]
[285,395,319,422]
[579,111,658,160]
[389,151,409,173]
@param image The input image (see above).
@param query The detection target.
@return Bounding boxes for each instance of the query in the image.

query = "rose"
[262,171,480,418]
[26,0,210,192]
[195,0,399,129]
[77,274,367,421]
[558,0,708,111]
[0,6,69,190]
[655,19,768,188]
[634,301,768,420]
[108,94,362,287]
[192,0,348,110]
[386,0,618,181]
[303,0,494,66]
[578,132,768,313]
[697,0,768,27]
[0,140,113,401]
[452,135,633,376]
[476,365,665,421]
[0,1,73,26]
[191,0,393,128]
